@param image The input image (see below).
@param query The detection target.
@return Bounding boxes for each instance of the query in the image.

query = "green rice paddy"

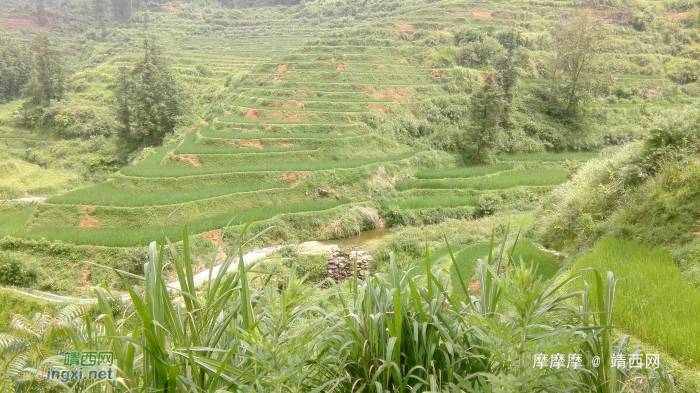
[573,238,700,366]
[414,163,514,179]
[48,181,285,207]
[396,168,569,191]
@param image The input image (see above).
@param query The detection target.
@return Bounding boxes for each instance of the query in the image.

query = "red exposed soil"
[272,100,304,109]
[373,88,412,103]
[282,171,310,187]
[366,103,389,114]
[163,4,177,12]
[480,72,490,82]
[277,63,288,73]
[377,64,386,69]
[239,139,264,149]
[336,63,349,71]
[471,12,493,18]
[284,115,302,122]
[190,126,202,130]
[292,63,298,69]
[79,205,99,229]
[433,70,444,80]
[468,280,481,293]
[203,229,227,264]
[280,143,294,147]
[667,10,698,19]
[200,120,208,124]
[244,108,260,120]
[203,229,222,244]
[175,154,202,167]
[331,55,336,61]
[0,13,60,31]
[360,86,376,95]
[342,54,348,60]
[224,47,231,51]
[398,23,416,30]
[641,88,662,99]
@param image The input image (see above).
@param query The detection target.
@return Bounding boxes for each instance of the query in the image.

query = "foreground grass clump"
[0,222,675,392]
[573,238,700,367]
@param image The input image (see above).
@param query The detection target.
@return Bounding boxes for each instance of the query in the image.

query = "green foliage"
[0,253,40,287]
[116,39,183,147]
[0,303,92,391]
[549,10,609,114]
[467,75,504,164]
[664,57,700,84]
[19,33,65,126]
[0,290,55,334]
[0,36,31,103]
[536,110,700,250]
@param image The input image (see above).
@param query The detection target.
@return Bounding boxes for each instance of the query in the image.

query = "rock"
[374,189,380,196]
[323,249,373,284]
[335,195,342,200]
[317,188,328,197]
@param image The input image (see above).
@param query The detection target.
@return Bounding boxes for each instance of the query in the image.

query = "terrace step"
[238,94,395,103]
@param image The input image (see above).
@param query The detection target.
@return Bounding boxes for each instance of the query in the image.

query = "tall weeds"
[0,222,676,392]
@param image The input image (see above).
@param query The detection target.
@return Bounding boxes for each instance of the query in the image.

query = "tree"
[495,29,522,106]
[24,33,64,107]
[115,39,182,146]
[19,33,64,126]
[0,37,32,103]
[93,0,106,20]
[111,0,132,20]
[114,65,132,139]
[549,10,608,115]
[36,0,48,27]
[467,75,504,164]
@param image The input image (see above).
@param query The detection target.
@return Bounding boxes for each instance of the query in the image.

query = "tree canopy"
[115,39,182,147]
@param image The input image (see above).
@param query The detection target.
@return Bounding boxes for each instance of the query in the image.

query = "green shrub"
[373,227,424,270]
[0,252,40,287]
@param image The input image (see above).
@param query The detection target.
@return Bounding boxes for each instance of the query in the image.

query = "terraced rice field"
[0,4,609,247]
[386,151,597,221]
[0,33,436,246]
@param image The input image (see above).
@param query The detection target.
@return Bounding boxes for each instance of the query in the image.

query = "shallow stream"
[317,227,394,252]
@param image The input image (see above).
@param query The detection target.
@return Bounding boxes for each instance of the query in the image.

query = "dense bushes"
[0,253,40,287]
[534,109,700,251]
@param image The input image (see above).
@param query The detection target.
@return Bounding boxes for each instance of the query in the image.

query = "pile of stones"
[325,249,373,283]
